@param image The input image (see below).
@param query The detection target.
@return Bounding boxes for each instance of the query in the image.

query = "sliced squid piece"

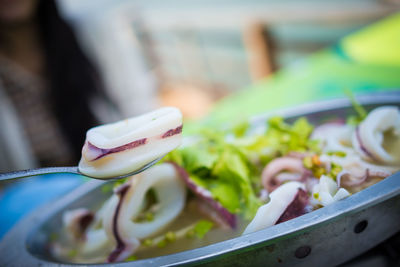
[352,106,400,164]
[63,208,94,241]
[79,107,183,178]
[103,184,140,263]
[102,163,186,262]
[335,168,392,194]
[80,199,113,255]
[261,157,311,193]
[320,153,398,179]
[275,188,309,224]
[312,123,354,154]
[311,175,350,207]
[243,182,306,235]
[62,200,112,256]
[82,228,109,255]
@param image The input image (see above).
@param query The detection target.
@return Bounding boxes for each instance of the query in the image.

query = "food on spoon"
[53,105,400,263]
[78,107,183,178]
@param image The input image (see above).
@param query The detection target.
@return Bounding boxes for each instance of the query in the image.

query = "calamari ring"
[352,106,400,164]
[102,163,186,261]
[63,202,111,256]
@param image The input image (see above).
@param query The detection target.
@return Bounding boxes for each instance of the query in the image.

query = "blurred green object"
[185,12,400,133]
[341,12,400,66]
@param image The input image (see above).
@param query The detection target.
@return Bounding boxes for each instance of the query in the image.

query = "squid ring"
[102,163,186,262]
[352,106,400,164]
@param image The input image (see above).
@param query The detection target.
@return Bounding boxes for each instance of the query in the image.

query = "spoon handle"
[0,166,79,181]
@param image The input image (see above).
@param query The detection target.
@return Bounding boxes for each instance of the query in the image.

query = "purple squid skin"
[87,125,183,161]
[276,189,309,224]
[162,125,183,138]
[107,184,131,263]
[355,126,377,162]
[78,213,94,240]
[170,162,237,229]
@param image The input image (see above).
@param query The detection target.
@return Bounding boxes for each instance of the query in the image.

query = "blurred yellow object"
[341,12,400,66]
[159,84,214,120]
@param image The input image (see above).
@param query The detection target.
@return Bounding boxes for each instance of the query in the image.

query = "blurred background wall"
[58,0,400,119]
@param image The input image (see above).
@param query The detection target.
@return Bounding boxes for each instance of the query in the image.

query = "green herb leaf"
[344,89,367,124]
[164,133,261,219]
[124,255,137,261]
[232,120,250,137]
[209,181,240,213]
[193,220,214,239]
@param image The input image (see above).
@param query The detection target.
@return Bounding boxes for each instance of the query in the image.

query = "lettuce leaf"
[211,147,260,217]
[164,131,261,219]
[193,220,214,239]
[231,120,250,137]
[234,116,318,167]
[164,115,319,221]
[209,181,240,213]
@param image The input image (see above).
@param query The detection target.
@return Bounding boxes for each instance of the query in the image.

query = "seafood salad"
[52,105,400,263]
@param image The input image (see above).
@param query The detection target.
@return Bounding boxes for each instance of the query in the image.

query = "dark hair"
[37,0,109,160]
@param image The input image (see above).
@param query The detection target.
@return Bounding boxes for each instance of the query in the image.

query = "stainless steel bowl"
[1,92,400,267]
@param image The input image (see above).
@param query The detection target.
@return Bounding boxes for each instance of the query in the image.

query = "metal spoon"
[0,157,162,182]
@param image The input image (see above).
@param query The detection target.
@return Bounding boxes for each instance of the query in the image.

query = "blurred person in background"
[0,0,114,172]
